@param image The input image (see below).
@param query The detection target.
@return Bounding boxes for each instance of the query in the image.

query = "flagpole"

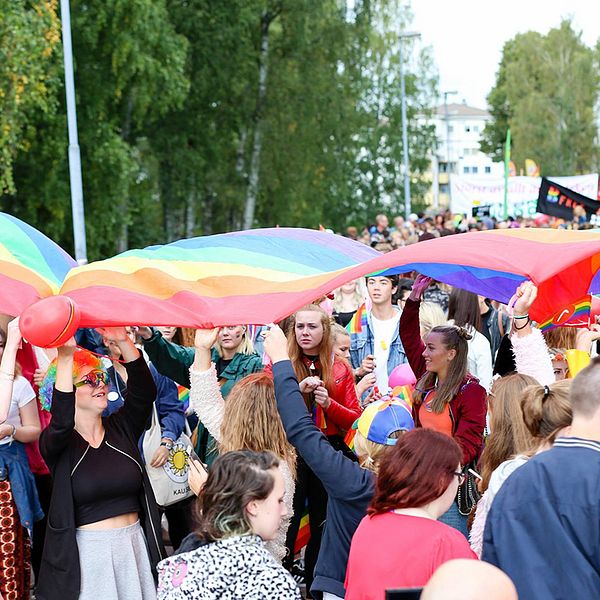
[503,128,511,220]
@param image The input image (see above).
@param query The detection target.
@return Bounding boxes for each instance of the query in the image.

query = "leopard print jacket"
[157,534,301,599]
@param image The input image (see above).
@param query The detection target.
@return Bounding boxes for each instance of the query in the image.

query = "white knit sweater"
[189,364,295,563]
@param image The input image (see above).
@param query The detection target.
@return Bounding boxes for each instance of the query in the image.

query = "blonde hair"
[521,379,572,446]
[353,430,402,472]
[214,326,255,358]
[333,281,364,313]
[331,323,350,344]
[480,373,538,492]
[219,373,296,477]
[419,302,447,338]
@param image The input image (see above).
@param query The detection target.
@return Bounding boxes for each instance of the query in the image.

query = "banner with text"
[537,177,600,220]
[450,174,599,218]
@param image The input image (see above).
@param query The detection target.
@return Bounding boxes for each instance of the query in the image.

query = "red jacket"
[266,358,361,437]
[400,298,486,464]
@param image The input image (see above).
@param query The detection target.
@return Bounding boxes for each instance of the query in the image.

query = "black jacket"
[37,356,166,600]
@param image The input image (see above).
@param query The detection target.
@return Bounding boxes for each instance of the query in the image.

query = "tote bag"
[142,405,195,506]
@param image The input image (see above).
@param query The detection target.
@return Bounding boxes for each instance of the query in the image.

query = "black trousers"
[164,496,196,551]
[31,473,53,581]
[284,435,356,598]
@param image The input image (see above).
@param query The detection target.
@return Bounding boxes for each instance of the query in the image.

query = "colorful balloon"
[20,296,81,348]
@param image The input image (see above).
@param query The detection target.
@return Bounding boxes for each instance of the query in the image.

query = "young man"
[349,275,407,395]
[483,358,600,599]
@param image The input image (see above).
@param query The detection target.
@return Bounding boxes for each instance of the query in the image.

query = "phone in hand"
[186,445,208,474]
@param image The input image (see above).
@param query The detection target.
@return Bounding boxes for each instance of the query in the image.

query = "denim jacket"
[349,308,407,384]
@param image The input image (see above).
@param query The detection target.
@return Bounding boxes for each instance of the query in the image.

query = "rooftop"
[436,103,490,117]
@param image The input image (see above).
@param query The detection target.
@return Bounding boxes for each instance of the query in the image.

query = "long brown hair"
[195,450,279,541]
[543,327,578,351]
[287,304,334,393]
[219,373,296,477]
[448,288,482,332]
[413,325,472,413]
[480,373,538,492]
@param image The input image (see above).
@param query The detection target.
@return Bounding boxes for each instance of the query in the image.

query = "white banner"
[450,174,599,218]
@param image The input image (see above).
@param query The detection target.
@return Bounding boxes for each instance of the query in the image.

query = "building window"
[465,125,471,133]
[448,126,454,133]
[463,166,470,174]
[473,125,480,133]
[439,162,448,173]
[484,166,491,174]
[440,183,450,194]
[472,166,478,174]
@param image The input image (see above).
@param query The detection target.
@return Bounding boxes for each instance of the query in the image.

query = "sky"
[411,0,598,110]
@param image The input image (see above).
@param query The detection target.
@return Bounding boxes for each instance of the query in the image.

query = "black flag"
[536,177,599,220]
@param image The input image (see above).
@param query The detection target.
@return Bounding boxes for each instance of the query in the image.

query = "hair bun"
[455,326,473,341]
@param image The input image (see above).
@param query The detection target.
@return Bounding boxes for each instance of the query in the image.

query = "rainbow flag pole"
[503,128,511,220]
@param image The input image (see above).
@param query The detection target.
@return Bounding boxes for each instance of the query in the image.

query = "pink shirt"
[345,512,477,599]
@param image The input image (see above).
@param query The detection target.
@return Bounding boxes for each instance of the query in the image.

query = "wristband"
[160,440,174,450]
[513,314,529,320]
[513,318,531,331]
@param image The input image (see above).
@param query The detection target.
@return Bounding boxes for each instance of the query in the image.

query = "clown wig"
[39,348,106,411]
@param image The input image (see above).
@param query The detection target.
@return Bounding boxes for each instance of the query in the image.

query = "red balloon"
[20,296,81,348]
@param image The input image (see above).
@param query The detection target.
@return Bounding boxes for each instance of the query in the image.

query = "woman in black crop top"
[37,328,165,600]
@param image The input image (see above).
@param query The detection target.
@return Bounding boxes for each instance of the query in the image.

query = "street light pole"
[399,31,420,221]
[60,0,87,264]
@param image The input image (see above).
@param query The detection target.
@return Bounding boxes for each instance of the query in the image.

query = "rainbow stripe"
[346,303,368,334]
[60,228,380,328]
[0,212,76,316]
[294,505,311,554]
[538,297,591,331]
[177,385,190,411]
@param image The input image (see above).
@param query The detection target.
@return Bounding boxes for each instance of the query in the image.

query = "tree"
[481,19,600,176]
[0,0,61,194]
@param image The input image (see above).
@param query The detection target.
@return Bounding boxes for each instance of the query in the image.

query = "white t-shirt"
[371,312,400,392]
[1,375,36,445]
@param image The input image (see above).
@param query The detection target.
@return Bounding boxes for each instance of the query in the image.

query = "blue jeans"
[439,501,468,538]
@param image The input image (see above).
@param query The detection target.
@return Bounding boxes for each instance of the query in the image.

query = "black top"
[334,310,356,327]
[216,357,233,376]
[71,438,142,526]
[37,356,166,600]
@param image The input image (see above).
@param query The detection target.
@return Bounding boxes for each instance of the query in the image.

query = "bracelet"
[0,370,14,381]
[513,314,529,320]
[160,440,174,450]
[513,318,531,330]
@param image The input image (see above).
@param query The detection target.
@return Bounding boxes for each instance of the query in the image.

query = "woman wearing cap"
[400,275,487,536]
[263,325,413,600]
[36,329,165,600]
[345,429,476,597]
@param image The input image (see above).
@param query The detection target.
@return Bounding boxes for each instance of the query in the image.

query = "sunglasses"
[74,370,109,389]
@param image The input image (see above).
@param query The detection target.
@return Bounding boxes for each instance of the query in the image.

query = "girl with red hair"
[345,429,476,597]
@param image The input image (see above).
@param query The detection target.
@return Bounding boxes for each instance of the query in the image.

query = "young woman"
[331,323,375,400]
[0,319,43,599]
[188,327,296,562]
[283,305,362,592]
[345,429,476,597]
[264,325,412,600]
[332,280,364,327]
[157,450,300,599]
[447,288,493,391]
[138,324,262,465]
[469,379,572,556]
[37,329,165,600]
[400,276,487,536]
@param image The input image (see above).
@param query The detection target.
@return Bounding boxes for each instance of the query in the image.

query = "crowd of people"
[2,221,600,599]
[345,209,597,253]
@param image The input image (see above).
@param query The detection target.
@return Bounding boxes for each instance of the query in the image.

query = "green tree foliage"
[1,0,438,259]
[481,19,600,176]
[0,0,61,193]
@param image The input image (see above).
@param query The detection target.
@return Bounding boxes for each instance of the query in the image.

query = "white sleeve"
[189,363,224,442]
[13,376,36,408]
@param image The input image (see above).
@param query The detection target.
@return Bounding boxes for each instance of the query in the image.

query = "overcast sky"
[411,0,598,109]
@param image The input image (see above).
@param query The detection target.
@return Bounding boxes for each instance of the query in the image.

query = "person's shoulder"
[13,375,35,404]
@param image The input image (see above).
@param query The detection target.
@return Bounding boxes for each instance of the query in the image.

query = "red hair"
[368,429,462,515]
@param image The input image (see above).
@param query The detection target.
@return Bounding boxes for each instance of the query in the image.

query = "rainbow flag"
[346,303,368,334]
[177,385,190,411]
[538,296,591,331]
[294,505,311,554]
[312,404,327,431]
[0,212,76,316]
